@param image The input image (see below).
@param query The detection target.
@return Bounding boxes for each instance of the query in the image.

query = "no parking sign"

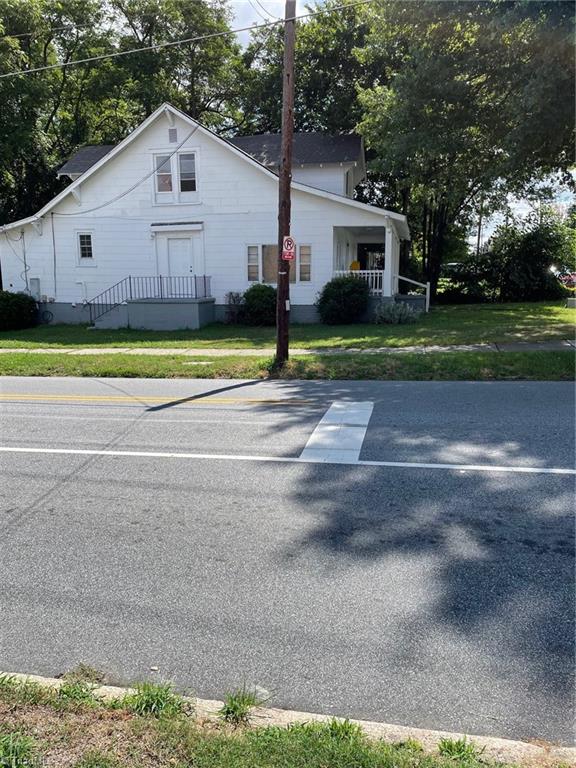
[282,236,296,261]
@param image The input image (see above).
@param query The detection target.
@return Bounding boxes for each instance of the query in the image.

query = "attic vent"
[168,128,178,143]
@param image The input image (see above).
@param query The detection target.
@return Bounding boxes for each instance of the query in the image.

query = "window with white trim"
[247,245,259,281]
[155,155,173,192]
[179,153,196,192]
[299,245,311,281]
[78,233,93,260]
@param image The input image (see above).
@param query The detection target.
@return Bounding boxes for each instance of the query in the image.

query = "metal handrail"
[87,275,212,323]
[394,274,431,312]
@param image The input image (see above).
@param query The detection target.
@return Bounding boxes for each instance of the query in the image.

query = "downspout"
[51,212,57,299]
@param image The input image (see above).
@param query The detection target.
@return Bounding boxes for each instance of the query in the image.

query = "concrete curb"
[3,672,574,766]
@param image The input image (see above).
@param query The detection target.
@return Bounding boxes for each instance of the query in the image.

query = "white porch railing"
[395,274,431,312]
[334,270,384,295]
[333,270,431,311]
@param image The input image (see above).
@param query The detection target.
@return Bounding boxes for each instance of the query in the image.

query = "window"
[247,245,259,281]
[78,233,93,259]
[179,153,196,192]
[168,128,178,143]
[247,244,299,283]
[155,155,172,192]
[299,245,311,281]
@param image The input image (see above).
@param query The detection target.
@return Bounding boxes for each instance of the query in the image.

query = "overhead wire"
[0,0,375,80]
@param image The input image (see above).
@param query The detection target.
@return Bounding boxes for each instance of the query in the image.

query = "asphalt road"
[0,376,573,744]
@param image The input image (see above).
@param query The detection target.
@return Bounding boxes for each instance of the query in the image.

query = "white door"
[167,237,193,276]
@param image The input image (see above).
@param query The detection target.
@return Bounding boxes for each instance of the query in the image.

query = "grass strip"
[0,351,573,381]
[0,302,573,350]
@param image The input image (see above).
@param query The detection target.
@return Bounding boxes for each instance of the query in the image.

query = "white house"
[0,102,419,329]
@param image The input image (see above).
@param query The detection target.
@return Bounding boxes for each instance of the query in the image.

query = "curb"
[3,672,574,766]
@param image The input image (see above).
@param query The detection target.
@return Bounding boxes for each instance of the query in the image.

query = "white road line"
[299,401,374,463]
[0,446,573,475]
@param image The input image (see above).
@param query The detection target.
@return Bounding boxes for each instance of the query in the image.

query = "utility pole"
[275,0,296,366]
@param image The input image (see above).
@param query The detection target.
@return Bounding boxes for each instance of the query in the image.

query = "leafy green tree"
[357,0,575,295]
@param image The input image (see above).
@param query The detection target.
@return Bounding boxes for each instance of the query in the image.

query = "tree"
[0,0,242,225]
[357,0,575,295]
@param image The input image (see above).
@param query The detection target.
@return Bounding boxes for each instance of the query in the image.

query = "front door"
[167,237,193,276]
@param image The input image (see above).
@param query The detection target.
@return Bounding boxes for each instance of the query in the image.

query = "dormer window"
[155,155,172,192]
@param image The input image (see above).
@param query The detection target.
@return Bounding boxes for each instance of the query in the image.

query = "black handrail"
[87,275,212,323]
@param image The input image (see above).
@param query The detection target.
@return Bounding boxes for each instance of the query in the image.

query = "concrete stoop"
[3,672,573,766]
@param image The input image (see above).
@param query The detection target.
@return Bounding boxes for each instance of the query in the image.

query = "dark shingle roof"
[229,133,362,166]
[57,133,362,177]
[57,145,115,176]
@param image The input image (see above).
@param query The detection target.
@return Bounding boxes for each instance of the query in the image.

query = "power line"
[0,0,374,80]
[0,22,95,40]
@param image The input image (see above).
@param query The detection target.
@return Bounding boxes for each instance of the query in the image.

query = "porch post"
[383,219,394,298]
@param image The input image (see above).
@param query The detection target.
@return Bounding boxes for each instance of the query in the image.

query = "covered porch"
[333,224,429,310]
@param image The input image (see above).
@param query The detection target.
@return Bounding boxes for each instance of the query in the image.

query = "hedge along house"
[0,102,418,330]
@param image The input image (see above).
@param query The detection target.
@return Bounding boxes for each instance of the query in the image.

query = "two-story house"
[0,102,414,329]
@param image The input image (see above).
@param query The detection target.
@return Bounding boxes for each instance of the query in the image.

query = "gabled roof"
[229,133,362,167]
[0,102,409,240]
[57,145,115,177]
[56,133,362,178]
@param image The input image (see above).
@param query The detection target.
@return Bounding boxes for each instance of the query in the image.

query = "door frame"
[152,226,205,277]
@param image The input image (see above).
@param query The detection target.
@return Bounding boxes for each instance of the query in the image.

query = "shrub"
[239,283,277,326]
[316,275,370,324]
[0,290,38,330]
[374,300,421,324]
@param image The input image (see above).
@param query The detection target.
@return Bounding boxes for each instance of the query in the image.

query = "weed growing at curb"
[438,737,484,761]
[218,687,266,726]
[57,680,101,707]
[122,682,188,718]
[63,663,106,686]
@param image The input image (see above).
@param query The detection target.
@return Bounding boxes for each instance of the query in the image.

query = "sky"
[229,0,313,45]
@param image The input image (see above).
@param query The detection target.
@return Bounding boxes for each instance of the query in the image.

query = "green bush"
[239,284,277,326]
[316,275,370,324]
[437,210,575,304]
[0,290,38,330]
[374,300,421,324]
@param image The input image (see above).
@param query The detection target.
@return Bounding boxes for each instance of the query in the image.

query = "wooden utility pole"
[275,0,296,366]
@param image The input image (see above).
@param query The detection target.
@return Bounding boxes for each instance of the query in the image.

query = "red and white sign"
[282,235,296,261]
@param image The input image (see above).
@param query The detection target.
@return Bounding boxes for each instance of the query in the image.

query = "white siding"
[0,111,399,304]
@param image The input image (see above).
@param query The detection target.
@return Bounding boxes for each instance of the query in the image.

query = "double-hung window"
[155,155,173,193]
[77,232,95,266]
[179,153,196,192]
[153,151,198,203]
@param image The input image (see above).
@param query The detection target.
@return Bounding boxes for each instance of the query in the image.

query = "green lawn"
[0,302,574,350]
[0,351,572,380]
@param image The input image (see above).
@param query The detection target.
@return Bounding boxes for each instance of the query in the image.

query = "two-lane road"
[0,376,573,744]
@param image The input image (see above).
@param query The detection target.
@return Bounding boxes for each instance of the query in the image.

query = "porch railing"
[333,270,430,311]
[333,269,384,295]
[87,275,212,323]
[394,275,431,312]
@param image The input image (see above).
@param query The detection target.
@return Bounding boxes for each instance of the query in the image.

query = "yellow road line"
[0,393,313,406]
